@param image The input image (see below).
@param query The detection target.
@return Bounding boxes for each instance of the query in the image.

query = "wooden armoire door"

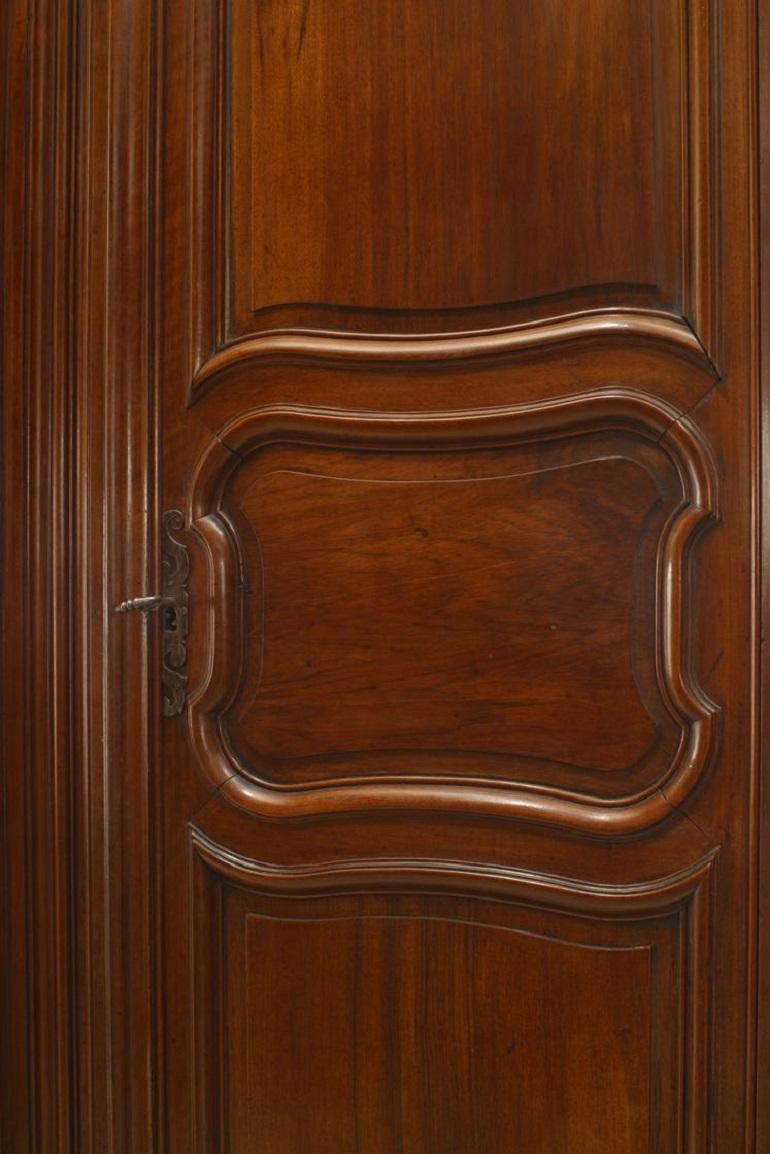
[3,0,770,1151]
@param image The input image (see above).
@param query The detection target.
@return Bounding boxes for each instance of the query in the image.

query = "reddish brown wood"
[758,0,770,1144]
[234,0,664,322]
[1,3,77,1151]
[155,1,760,1147]
[2,0,770,1150]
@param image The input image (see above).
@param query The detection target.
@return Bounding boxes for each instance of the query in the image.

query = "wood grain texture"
[758,0,770,1144]
[188,0,717,377]
[190,830,715,1154]
[236,0,662,313]
[3,0,769,1151]
[71,0,158,1149]
[239,915,653,1152]
[1,2,77,1151]
[232,454,662,770]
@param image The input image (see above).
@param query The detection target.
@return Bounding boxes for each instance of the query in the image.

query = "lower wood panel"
[191,837,712,1153]
[232,910,653,1152]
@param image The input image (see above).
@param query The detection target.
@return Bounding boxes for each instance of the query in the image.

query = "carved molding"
[190,308,718,397]
[190,825,717,912]
[184,388,719,834]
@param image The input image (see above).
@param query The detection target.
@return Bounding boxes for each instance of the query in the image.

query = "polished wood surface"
[2,1,769,1151]
[230,0,669,330]
[230,447,663,771]
[227,893,656,1152]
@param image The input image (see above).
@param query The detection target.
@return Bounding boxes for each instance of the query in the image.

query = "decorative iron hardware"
[114,509,190,717]
[159,509,190,716]
[115,594,174,614]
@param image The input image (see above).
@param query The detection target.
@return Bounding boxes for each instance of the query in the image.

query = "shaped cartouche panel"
[186,395,717,831]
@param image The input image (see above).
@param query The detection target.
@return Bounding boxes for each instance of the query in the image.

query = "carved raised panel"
[191,831,715,1153]
[184,390,718,832]
[189,0,717,384]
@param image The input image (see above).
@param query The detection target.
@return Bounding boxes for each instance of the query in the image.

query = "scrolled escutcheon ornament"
[160,508,190,717]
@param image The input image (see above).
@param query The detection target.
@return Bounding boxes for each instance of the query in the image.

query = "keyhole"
[164,606,178,632]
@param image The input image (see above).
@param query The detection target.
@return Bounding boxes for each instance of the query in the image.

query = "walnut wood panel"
[190,832,715,1154]
[232,452,662,772]
[235,0,664,317]
[187,0,716,381]
[184,393,717,831]
[238,916,653,1152]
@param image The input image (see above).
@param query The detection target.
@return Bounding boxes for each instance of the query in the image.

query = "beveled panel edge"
[182,390,719,835]
[189,309,717,400]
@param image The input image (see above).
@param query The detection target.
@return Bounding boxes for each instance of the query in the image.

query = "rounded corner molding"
[189,309,718,397]
[184,388,720,834]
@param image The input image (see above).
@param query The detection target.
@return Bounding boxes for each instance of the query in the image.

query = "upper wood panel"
[233,0,661,317]
[196,0,716,351]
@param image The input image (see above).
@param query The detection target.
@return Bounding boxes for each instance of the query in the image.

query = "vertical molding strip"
[74,0,157,1151]
[756,0,770,1144]
[1,1,77,1151]
[1,3,34,1149]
